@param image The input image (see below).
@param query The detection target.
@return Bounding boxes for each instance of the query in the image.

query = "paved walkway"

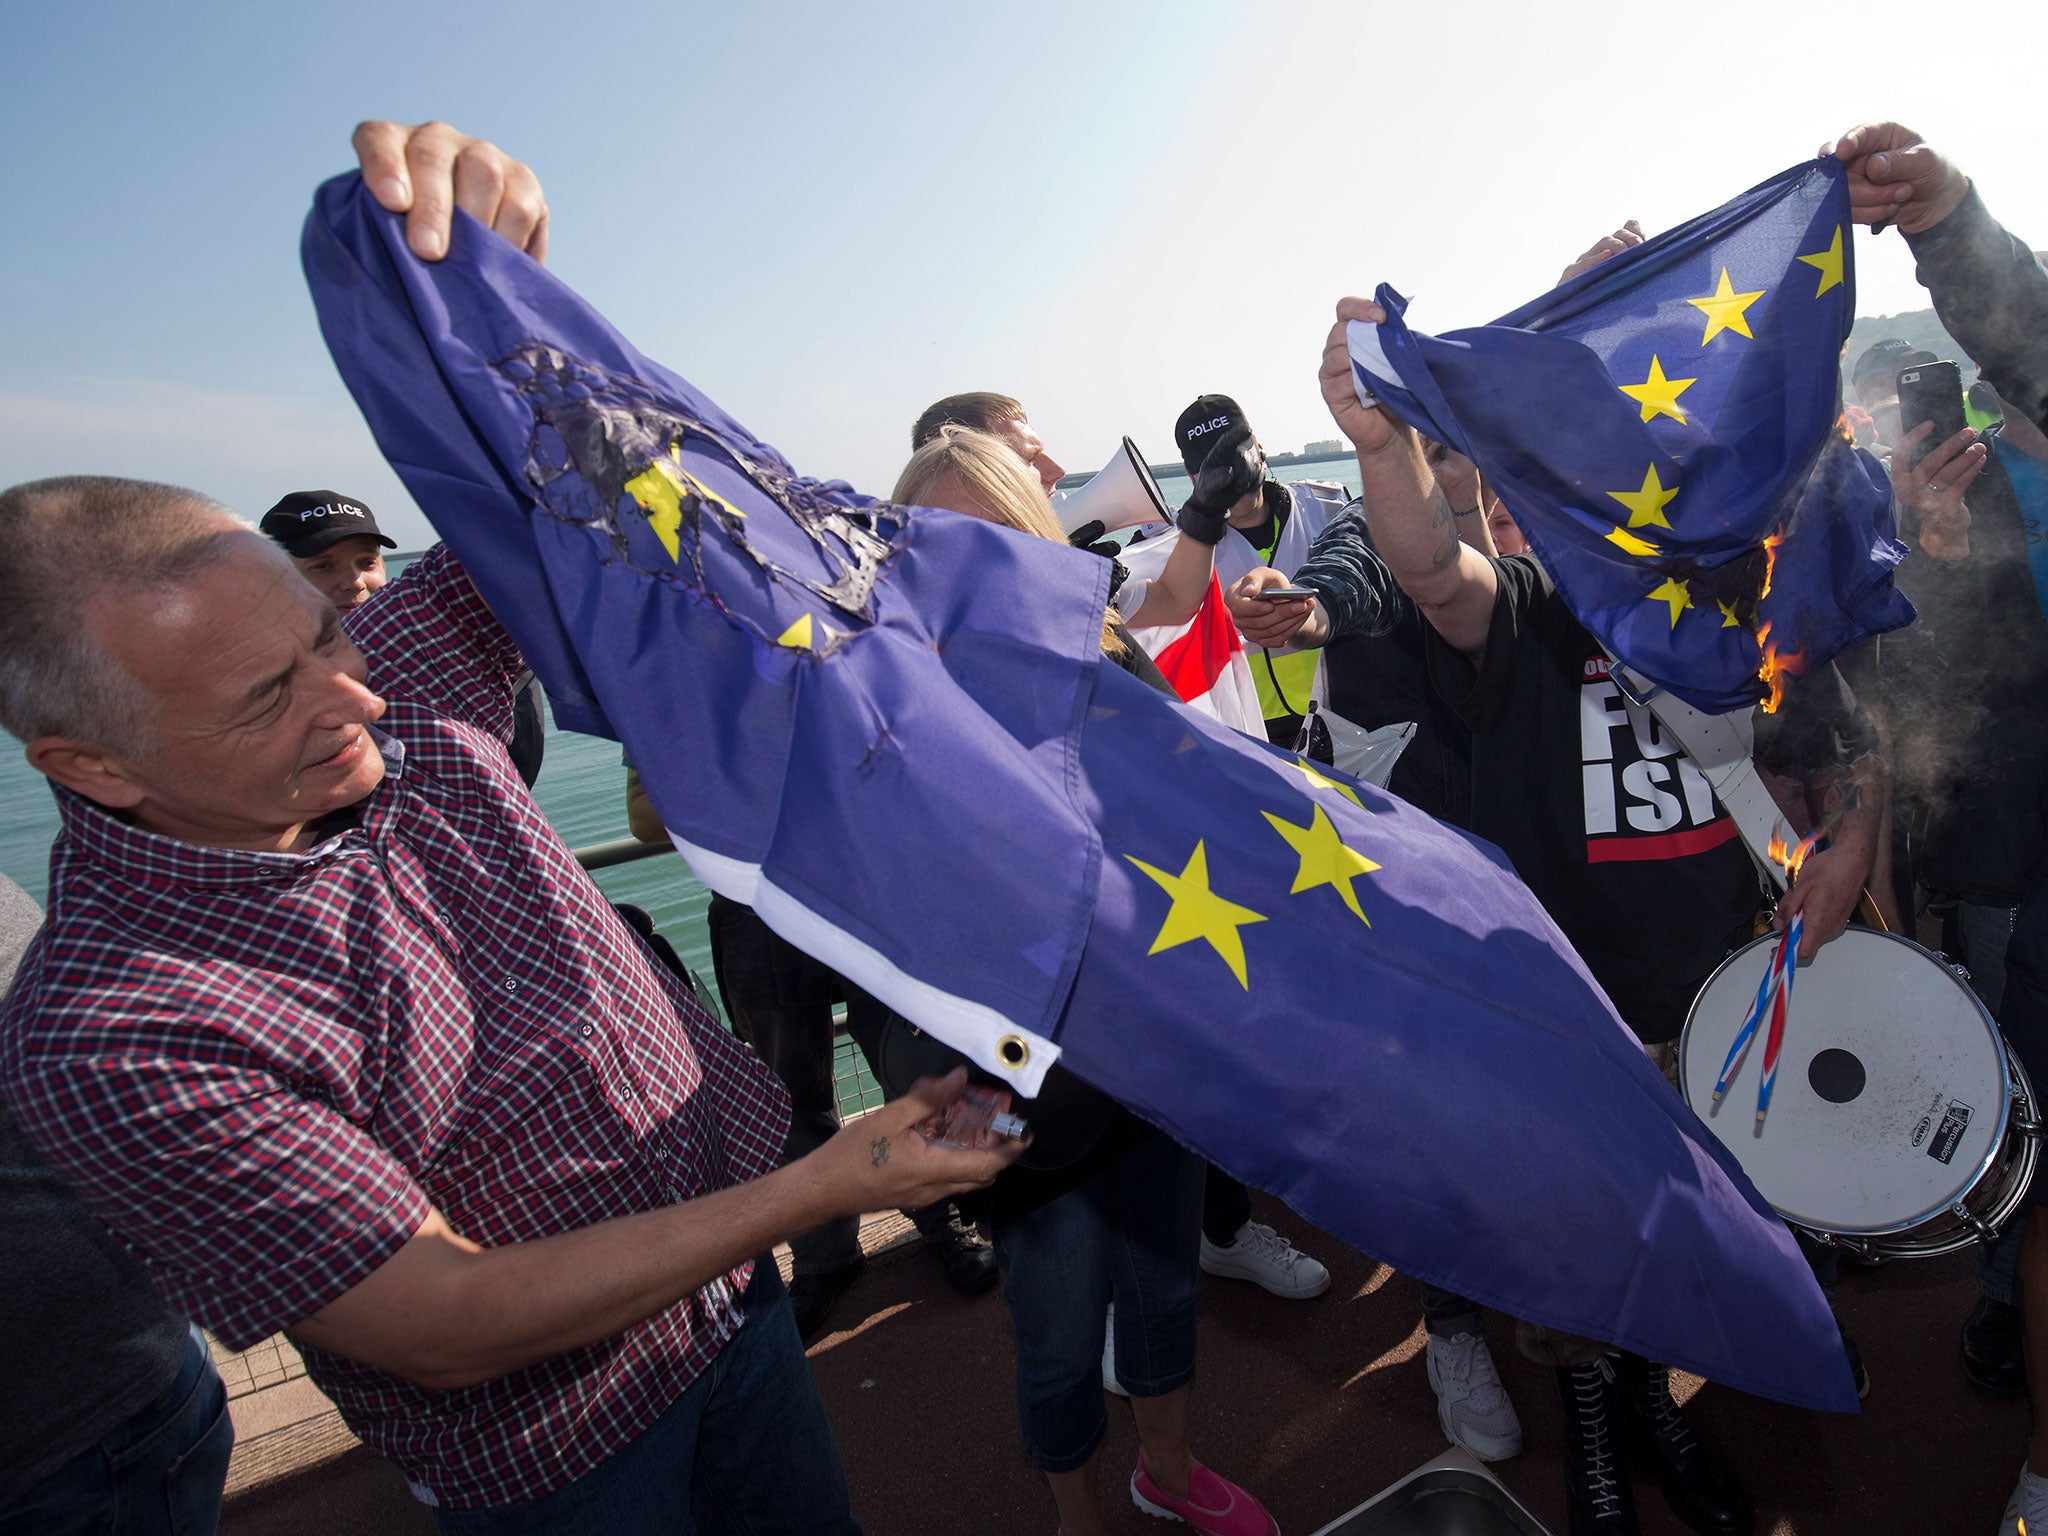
[211,1331,345,1501]
[220,1193,2027,1535]
[216,1210,920,1506]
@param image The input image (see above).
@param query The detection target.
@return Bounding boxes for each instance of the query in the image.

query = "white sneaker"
[1424,1331,1524,1462]
[1102,1302,1128,1397]
[1199,1220,1331,1299]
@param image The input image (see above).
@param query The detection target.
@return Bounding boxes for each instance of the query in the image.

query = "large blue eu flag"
[1349,157,1912,713]
[302,173,1857,1412]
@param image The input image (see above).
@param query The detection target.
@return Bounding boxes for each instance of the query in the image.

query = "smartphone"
[1256,586,1318,601]
[1897,361,1969,465]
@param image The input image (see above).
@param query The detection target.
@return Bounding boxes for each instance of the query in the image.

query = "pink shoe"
[1130,1453,1278,1536]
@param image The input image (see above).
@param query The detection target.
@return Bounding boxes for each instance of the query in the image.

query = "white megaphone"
[1056,436,1171,539]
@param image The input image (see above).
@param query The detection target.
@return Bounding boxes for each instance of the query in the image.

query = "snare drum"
[1679,927,2041,1260]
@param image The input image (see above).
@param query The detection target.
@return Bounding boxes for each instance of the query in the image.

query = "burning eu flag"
[302,173,1857,1412]
[1348,157,1912,714]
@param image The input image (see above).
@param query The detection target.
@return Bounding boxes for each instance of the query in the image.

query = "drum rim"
[1677,925,2012,1237]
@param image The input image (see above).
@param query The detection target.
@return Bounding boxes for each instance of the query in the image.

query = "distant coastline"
[1055,446,1354,491]
[1043,306,1971,491]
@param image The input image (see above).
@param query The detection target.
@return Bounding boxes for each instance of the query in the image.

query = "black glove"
[1065,519,1124,562]
[1176,424,1261,546]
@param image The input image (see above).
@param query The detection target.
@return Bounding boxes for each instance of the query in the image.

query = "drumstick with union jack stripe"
[1712,935,1786,1104]
[1755,911,1803,1125]
[1749,809,1846,1125]
[1717,816,1832,1109]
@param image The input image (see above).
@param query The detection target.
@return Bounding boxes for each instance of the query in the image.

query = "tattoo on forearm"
[869,1136,890,1168]
[1807,765,1847,818]
[1426,491,1460,571]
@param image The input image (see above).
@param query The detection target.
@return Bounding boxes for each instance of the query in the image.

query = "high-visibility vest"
[1243,481,1346,724]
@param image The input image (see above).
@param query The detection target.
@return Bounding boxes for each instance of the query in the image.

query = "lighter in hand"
[920,1084,1028,1150]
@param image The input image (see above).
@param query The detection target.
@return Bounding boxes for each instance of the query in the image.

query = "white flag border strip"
[666,831,1063,1095]
[1346,318,1399,403]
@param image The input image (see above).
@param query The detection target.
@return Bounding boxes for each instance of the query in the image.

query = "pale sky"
[4,0,2043,548]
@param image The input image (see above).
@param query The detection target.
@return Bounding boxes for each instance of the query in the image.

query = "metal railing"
[573,836,678,871]
[568,832,886,1120]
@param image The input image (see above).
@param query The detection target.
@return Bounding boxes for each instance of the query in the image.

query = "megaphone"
[1056,436,1171,538]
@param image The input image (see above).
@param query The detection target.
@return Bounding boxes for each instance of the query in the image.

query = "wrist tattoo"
[869,1136,890,1168]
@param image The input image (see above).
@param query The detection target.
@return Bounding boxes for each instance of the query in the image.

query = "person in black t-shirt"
[1231,441,1501,832]
[1302,287,1878,1534]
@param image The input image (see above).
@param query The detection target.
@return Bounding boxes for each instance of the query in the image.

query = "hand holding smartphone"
[1897,361,1968,466]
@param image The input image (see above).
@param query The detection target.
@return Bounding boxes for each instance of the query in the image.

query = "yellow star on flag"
[623,444,748,564]
[1617,355,1697,424]
[1797,227,1845,297]
[1647,577,1693,628]
[1262,806,1380,925]
[1716,599,1742,629]
[1290,756,1363,809]
[775,613,815,650]
[1125,841,1268,989]
[1688,268,1766,345]
[1606,525,1661,557]
[1606,464,1680,530]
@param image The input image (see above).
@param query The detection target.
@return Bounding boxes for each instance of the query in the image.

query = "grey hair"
[0,476,249,754]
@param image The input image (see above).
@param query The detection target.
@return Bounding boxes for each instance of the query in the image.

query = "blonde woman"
[887,430,1277,1536]
[897,422,1253,636]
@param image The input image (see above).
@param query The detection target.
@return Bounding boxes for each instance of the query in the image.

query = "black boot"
[1960,1296,2027,1400]
[923,1212,1000,1297]
[1555,1361,1639,1534]
[1615,1353,1756,1535]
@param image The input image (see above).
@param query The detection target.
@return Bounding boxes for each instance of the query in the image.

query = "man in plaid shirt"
[0,127,1022,1531]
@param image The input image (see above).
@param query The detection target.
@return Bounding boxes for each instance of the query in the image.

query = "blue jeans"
[1419,1282,1484,1338]
[1201,1165,1252,1247]
[991,1132,1204,1474]
[430,1264,858,1536]
[1944,900,2016,1019]
[0,1325,233,1536]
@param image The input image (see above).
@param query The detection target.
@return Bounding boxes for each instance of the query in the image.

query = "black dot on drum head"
[1808,1048,1866,1104]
